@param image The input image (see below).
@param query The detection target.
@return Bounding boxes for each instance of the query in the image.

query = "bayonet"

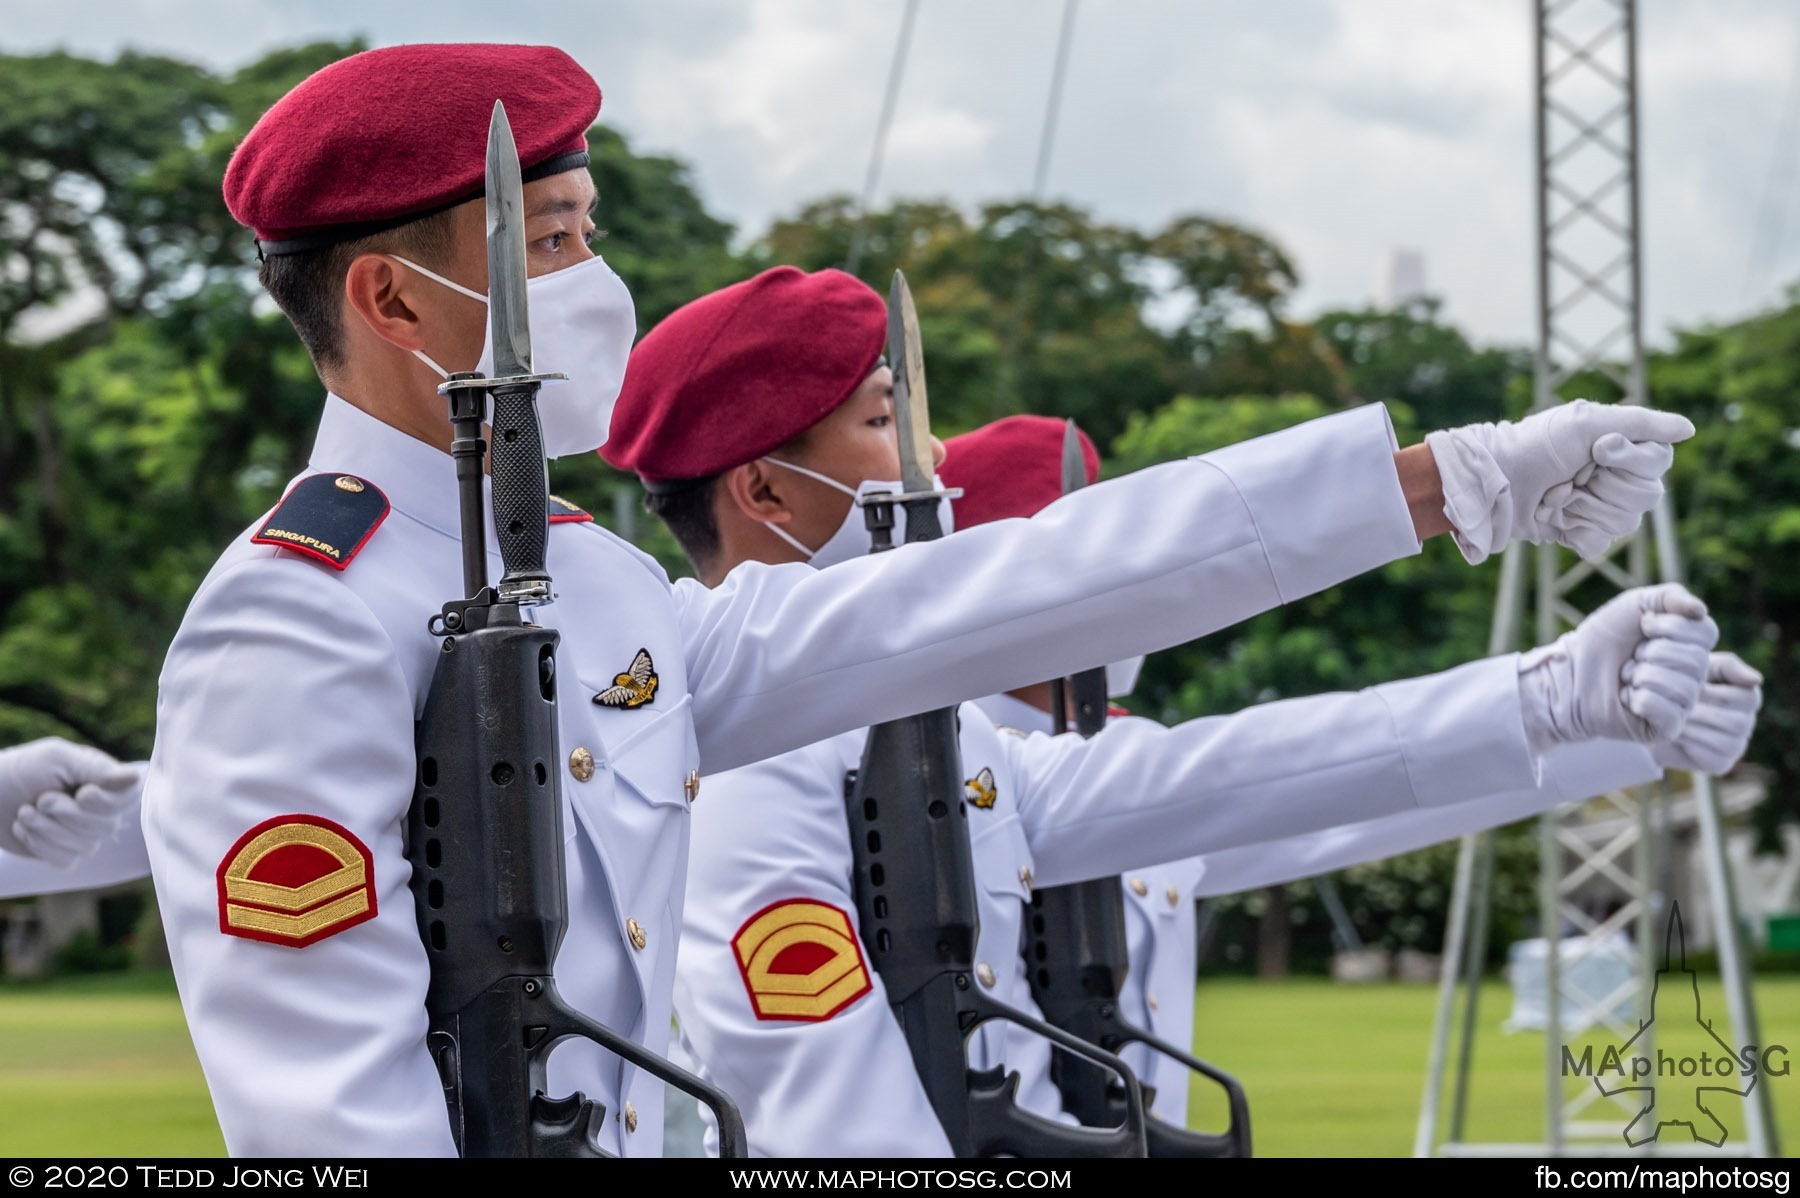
[859,270,959,546]
[485,103,534,384]
[888,270,937,497]
[1060,418,1086,497]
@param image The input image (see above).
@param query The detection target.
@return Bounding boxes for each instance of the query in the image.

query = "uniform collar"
[309,393,484,542]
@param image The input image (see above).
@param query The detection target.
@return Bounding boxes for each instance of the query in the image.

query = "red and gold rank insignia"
[593,648,658,709]
[731,899,871,1022]
[964,766,998,810]
[547,494,594,524]
[216,815,376,948]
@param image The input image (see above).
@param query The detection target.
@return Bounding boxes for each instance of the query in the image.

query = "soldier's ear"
[343,254,429,354]
[721,459,796,525]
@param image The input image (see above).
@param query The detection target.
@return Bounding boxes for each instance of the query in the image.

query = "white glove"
[1424,399,1695,565]
[14,762,146,868]
[1651,652,1762,775]
[1519,583,1718,755]
[0,738,143,867]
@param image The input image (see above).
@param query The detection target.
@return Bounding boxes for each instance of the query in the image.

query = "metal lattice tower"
[1414,0,1776,1157]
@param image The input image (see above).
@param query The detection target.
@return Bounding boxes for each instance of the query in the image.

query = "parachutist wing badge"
[594,647,659,709]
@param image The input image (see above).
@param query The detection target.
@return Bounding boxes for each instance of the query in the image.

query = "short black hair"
[644,474,722,575]
[257,210,459,374]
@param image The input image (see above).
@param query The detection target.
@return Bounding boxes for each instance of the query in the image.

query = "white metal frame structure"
[1414,0,1777,1158]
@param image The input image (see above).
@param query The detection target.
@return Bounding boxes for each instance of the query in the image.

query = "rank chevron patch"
[732,899,871,1022]
[964,766,998,810]
[216,815,376,948]
[593,648,658,709]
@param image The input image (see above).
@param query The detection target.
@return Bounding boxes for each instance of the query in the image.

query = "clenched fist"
[1518,583,1718,754]
[1426,399,1694,565]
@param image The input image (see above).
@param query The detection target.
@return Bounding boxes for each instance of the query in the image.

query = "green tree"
[0,43,745,750]
[1649,297,1800,847]
[1150,214,1351,406]
[1315,296,1532,430]
[752,197,1178,445]
[0,44,359,754]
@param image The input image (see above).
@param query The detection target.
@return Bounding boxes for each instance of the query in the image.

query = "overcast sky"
[8,0,1798,348]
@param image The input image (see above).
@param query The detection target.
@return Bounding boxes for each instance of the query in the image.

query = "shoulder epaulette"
[548,494,594,524]
[251,474,390,571]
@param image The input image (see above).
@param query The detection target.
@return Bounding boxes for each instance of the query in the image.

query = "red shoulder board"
[548,494,593,524]
[1107,704,1131,719]
[251,474,389,570]
[216,815,377,948]
[732,899,871,1022]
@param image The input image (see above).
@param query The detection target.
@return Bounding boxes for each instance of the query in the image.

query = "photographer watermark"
[1559,903,1787,1148]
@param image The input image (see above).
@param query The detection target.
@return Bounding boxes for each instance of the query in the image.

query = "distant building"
[1376,248,1428,309]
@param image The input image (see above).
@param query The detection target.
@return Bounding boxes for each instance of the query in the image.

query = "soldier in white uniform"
[945,415,1763,1133]
[592,273,1718,1156]
[139,43,1701,1157]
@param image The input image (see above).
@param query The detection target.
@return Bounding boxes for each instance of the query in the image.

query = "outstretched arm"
[1004,584,1716,889]
[681,401,1691,776]
[1201,648,1760,909]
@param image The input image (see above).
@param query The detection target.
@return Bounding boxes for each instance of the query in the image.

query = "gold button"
[976,962,997,989]
[684,770,700,803]
[624,1101,638,1133]
[1166,885,1180,907]
[627,918,646,951]
[1018,867,1033,893]
[1148,993,1160,1011]
[569,747,595,783]
[1129,877,1148,897]
[334,475,364,493]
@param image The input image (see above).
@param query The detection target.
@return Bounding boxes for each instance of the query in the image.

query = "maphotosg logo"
[1560,902,1788,1147]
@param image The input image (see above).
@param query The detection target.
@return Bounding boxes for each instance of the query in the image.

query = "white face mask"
[396,253,636,459]
[759,456,956,570]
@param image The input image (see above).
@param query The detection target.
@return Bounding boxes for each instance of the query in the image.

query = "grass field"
[1,970,1796,1157]
[1191,974,1800,1156]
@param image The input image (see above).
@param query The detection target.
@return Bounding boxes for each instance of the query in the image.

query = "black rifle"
[843,489,1149,1158]
[403,377,748,1154]
[1023,668,1253,1158]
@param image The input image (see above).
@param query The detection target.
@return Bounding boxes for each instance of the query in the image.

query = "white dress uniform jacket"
[971,693,1659,1130]
[672,641,1610,1156]
[142,395,1426,1157]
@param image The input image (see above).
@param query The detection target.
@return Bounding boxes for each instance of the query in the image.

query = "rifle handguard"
[845,713,1149,1158]
[406,376,748,1157]
[1026,668,1253,1158]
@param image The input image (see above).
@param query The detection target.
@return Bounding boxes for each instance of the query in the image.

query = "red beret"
[939,415,1100,528]
[224,43,600,255]
[603,267,888,487]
